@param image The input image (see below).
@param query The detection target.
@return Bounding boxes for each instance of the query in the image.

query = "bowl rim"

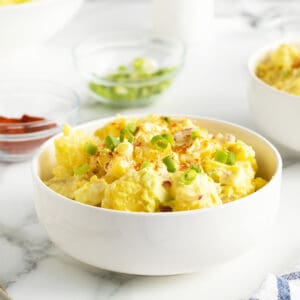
[32,113,282,217]
[0,78,80,139]
[72,31,186,86]
[248,38,300,100]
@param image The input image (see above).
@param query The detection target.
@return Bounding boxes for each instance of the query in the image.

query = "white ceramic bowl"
[248,40,300,153]
[32,115,282,275]
[0,0,84,56]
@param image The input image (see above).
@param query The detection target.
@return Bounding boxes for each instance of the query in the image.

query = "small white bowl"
[0,0,84,56]
[248,40,300,153]
[32,115,282,275]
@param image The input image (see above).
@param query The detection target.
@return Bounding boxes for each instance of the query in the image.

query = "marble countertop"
[1,1,300,299]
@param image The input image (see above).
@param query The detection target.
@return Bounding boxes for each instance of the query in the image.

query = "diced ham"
[162,180,172,188]
[173,128,193,145]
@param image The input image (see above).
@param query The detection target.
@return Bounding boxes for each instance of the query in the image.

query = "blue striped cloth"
[250,270,300,300]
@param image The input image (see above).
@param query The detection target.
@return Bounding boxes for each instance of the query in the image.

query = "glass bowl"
[0,79,79,162]
[73,31,185,108]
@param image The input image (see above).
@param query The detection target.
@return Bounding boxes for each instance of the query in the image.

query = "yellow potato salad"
[256,44,300,95]
[45,115,267,212]
[0,0,32,5]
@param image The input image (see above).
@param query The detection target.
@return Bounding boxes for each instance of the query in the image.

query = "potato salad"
[256,44,300,95]
[45,115,267,212]
[0,0,32,5]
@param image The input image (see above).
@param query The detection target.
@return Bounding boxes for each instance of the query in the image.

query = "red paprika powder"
[0,114,57,154]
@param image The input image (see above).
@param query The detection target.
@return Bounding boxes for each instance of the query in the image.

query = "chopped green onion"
[191,164,202,173]
[105,135,120,151]
[74,164,90,176]
[132,57,152,72]
[89,57,177,103]
[118,65,127,72]
[215,149,236,165]
[181,169,197,185]
[119,128,133,143]
[191,130,201,140]
[151,135,169,149]
[163,116,171,123]
[151,133,174,149]
[161,133,175,146]
[126,123,137,134]
[127,132,133,143]
[227,151,236,165]
[215,150,228,164]
[119,128,126,142]
[141,162,152,169]
[163,156,176,173]
[84,142,97,155]
[120,124,136,143]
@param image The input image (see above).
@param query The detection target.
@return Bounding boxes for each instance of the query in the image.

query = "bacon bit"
[159,206,172,212]
[162,180,172,188]
[198,195,203,200]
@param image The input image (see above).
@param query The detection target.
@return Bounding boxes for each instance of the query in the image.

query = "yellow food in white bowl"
[0,0,32,4]
[45,115,267,212]
[248,40,300,153]
[256,44,300,96]
[32,115,281,275]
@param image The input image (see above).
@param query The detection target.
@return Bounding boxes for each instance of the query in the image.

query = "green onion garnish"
[74,164,90,176]
[119,123,137,143]
[215,149,236,165]
[151,133,174,150]
[119,128,126,142]
[105,135,120,151]
[227,151,236,165]
[126,123,137,134]
[191,164,202,173]
[181,169,197,185]
[151,135,169,149]
[127,132,133,143]
[161,133,175,146]
[163,156,176,173]
[141,162,152,169]
[163,116,171,123]
[191,130,201,140]
[84,142,97,155]
[215,150,228,164]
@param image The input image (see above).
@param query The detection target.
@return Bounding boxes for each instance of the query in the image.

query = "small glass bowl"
[0,80,79,162]
[73,31,185,107]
